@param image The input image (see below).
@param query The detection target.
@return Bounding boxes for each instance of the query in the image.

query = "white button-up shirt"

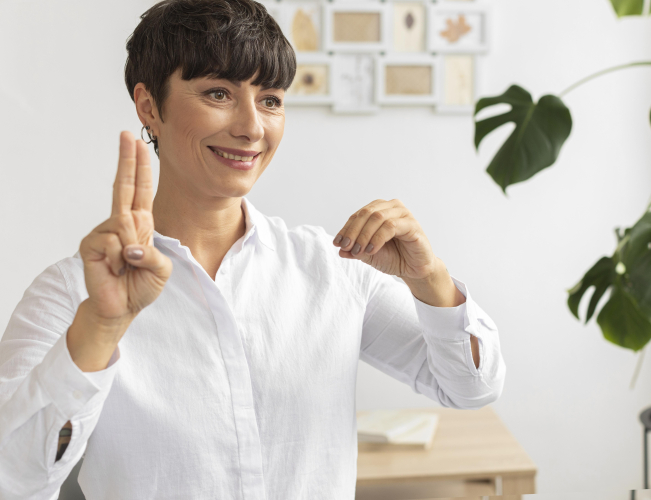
[0,197,506,500]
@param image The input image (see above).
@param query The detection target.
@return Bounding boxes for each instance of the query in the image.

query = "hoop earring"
[141,125,154,144]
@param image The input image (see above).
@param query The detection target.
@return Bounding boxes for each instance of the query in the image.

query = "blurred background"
[1,0,651,496]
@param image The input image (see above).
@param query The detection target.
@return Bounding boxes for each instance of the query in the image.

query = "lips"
[207,146,260,171]
[208,146,260,162]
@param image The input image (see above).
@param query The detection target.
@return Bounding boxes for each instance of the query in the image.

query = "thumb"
[123,244,172,278]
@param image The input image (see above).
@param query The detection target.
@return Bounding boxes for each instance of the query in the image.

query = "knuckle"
[384,219,398,230]
[356,230,371,243]
[106,232,122,248]
[369,211,385,222]
[358,208,371,218]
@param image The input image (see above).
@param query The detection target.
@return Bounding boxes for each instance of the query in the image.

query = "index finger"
[111,131,137,216]
[132,139,153,212]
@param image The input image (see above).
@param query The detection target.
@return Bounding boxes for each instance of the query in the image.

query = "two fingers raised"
[81,131,159,276]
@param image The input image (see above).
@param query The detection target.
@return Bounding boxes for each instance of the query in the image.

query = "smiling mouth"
[208,146,259,162]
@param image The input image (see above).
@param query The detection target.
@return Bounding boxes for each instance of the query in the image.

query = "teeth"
[213,149,255,162]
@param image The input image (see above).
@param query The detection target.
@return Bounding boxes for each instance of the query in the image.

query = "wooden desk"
[356,406,537,500]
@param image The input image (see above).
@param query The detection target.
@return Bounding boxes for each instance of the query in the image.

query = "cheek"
[264,114,285,152]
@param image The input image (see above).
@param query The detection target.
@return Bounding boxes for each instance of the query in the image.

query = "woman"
[0,0,505,498]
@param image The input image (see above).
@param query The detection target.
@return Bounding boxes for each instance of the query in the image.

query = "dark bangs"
[125,0,296,119]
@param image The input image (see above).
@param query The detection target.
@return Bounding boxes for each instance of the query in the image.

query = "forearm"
[0,330,119,496]
[402,258,480,369]
[402,257,466,308]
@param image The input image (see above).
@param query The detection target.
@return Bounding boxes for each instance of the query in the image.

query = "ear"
[134,83,160,135]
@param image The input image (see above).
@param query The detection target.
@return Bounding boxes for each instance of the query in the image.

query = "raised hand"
[60,132,173,449]
[79,131,172,325]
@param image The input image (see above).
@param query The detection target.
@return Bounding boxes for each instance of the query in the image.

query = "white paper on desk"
[357,411,438,444]
[389,414,439,445]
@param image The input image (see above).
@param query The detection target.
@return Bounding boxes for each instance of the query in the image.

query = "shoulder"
[261,215,377,303]
[2,253,86,344]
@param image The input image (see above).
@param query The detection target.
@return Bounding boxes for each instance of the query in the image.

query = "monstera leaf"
[568,211,651,352]
[567,257,616,323]
[474,85,573,193]
[609,0,646,16]
[597,286,651,351]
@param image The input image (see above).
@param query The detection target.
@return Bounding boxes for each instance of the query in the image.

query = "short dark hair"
[124,0,296,155]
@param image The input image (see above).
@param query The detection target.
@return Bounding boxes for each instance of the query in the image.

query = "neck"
[152,171,246,276]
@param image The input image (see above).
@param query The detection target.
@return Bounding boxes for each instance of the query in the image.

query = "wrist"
[67,300,132,372]
[403,258,465,308]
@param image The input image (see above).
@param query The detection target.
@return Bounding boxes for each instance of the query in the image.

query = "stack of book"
[357,409,440,451]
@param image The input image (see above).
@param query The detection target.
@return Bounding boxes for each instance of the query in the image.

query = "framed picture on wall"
[436,54,477,114]
[376,55,439,105]
[428,3,489,53]
[390,0,428,53]
[285,53,334,105]
[324,3,390,53]
[278,2,323,52]
[331,53,379,113]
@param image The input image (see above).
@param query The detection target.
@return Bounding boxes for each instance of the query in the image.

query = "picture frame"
[331,53,379,114]
[276,2,324,52]
[427,2,490,54]
[324,3,390,53]
[389,0,428,53]
[376,55,439,106]
[284,53,334,105]
[435,53,478,114]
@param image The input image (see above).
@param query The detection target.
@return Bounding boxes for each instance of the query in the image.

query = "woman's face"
[140,68,286,200]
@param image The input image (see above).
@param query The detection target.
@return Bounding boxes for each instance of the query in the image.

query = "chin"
[207,178,256,199]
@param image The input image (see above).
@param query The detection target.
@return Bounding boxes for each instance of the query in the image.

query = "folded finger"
[333,199,391,249]
[80,232,126,276]
[365,217,415,256]
[340,206,409,255]
[93,214,139,248]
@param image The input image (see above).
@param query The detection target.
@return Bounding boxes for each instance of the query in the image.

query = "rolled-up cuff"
[35,329,120,419]
[412,276,482,341]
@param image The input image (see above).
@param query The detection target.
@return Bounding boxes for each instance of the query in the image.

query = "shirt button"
[72,390,82,400]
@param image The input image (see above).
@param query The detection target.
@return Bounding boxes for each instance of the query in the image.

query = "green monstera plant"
[473,0,651,370]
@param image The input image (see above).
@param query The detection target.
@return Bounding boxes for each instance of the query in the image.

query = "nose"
[230,97,264,144]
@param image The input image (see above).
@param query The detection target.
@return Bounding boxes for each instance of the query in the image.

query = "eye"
[262,96,281,108]
[209,89,228,101]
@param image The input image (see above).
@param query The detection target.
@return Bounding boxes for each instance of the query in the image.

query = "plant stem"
[559,61,651,98]
[630,344,646,390]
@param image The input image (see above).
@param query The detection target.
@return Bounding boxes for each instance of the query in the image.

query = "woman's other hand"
[66,131,173,373]
[333,199,466,308]
[332,199,437,281]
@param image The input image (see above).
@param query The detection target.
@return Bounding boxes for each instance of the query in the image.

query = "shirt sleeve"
[359,268,506,410]
[0,262,120,500]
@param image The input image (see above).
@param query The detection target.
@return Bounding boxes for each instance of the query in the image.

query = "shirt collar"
[152,196,275,252]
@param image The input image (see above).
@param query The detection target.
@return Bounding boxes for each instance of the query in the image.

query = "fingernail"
[342,237,351,248]
[365,243,374,253]
[352,243,361,255]
[126,246,144,260]
[118,266,126,276]
[333,234,343,245]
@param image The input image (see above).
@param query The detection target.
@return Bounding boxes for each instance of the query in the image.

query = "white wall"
[1,0,651,494]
